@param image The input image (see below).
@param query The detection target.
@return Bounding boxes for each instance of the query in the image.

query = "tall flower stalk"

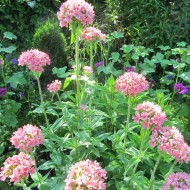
[36,76,49,126]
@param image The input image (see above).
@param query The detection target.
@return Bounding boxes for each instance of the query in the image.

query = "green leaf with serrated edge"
[6,72,27,88]
[0,46,16,53]
[3,32,17,40]
[52,67,70,78]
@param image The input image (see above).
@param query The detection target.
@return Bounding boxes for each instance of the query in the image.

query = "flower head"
[115,72,149,96]
[11,58,17,64]
[0,59,2,65]
[83,66,93,74]
[133,101,166,129]
[150,126,190,163]
[47,80,62,93]
[162,172,190,190]
[95,61,104,68]
[174,82,187,94]
[65,159,107,190]
[167,75,172,80]
[0,152,35,184]
[125,66,134,72]
[10,124,44,152]
[57,0,94,28]
[18,49,51,72]
[0,88,6,96]
[82,27,106,41]
[79,104,87,110]
[5,54,10,60]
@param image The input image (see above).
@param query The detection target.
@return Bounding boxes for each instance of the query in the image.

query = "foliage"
[0,0,59,50]
[1,1,190,190]
[105,0,190,47]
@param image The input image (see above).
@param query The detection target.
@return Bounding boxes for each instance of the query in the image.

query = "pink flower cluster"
[10,124,44,152]
[83,66,93,74]
[0,152,35,184]
[133,101,166,129]
[115,72,149,96]
[65,159,107,190]
[47,80,62,93]
[18,49,51,72]
[82,27,106,41]
[162,172,190,190]
[57,0,94,28]
[150,126,190,163]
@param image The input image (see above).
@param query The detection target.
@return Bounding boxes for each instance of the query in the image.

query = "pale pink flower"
[18,49,51,72]
[57,0,94,28]
[133,101,166,129]
[162,172,190,190]
[83,66,93,74]
[115,72,149,96]
[82,27,106,41]
[150,126,190,163]
[0,152,35,184]
[10,124,44,152]
[47,80,62,93]
[79,104,87,110]
[65,159,107,190]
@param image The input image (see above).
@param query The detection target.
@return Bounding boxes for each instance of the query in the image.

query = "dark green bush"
[32,18,68,83]
[105,0,190,48]
[0,0,62,50]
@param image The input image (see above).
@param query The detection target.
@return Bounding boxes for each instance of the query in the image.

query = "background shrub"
[105,0,190,48]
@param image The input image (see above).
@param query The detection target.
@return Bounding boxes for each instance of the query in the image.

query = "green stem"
[124,96,131,149]
[75,33,80,107]
[30,150,41,183]
[166,160,177,176]
[90,42,94,80]
[132,129,149,174]
[36,77,49,126]
[21,179,28,190]
[149,153,162,189]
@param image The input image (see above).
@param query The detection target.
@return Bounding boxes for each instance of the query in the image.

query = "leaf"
[63,78,72,89]
[27,1,36,8]
[179,72,190,82]
[52,67,70,78]
[3,113,18,127]
[7,72,27,88]
[176,41,187,47]
[38,183,52,190]
[157,45,171,51]
[3,32,17,40]
[111,31,124,39]
[0,46,16,53]
[110,52,120,62]
[38,161,55,170]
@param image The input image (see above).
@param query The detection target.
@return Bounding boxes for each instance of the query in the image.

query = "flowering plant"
[10,124,44,152]
[65,159,107,190]
[0,152,35,184]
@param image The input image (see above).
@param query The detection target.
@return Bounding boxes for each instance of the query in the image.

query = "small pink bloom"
[133,101,166,130]
[65,159,107,190]
[57,0,94,28]
[162,172,190,190]
[115,72,149,96]
[83,66,93,74]
[18,49,51,72]
[79,104,87,110]
[82,27,106,41]
[47,80,62,93]
[150,126,190,163]
[10,124,44,152]
[0,152,35,184]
